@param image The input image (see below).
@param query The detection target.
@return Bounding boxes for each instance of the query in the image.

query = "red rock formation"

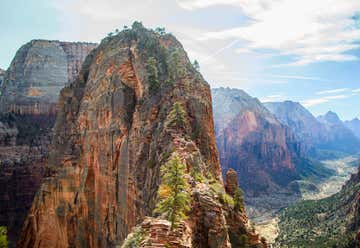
[0,40,96,247]
[18,23,266,248]
[225,168,238,196]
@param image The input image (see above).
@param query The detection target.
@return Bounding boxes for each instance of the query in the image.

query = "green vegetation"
[233,188,245,212]
[0,226,8,248]
[168,50,186,80]
[276,176,360,247]
[146,57,160,94]
[155,27,166,35]
[155,155,190,229]
[209,181,236,208]
[121,226,145,248]
[193,60,200,71]
[165,102,189,132]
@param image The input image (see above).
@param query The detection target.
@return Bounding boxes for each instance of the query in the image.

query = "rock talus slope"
[0,40,97,247]
[18,24,266,248]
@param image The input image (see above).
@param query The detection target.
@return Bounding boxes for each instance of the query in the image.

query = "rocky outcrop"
[345,118,360,139]
[212,88,332,217]
[18,24,266,248]
[265,102,360,158]
[276,166,360,247]
[0,40,97,247]
[0,40,97,115]
[225,169,238,196]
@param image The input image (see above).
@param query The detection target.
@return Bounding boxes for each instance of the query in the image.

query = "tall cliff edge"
[18,23,266,248]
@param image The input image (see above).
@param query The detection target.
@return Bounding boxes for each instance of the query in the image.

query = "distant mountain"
[276,166,360,247]
[265,102,360,158]
[345,118,360,139]
[212,88,332,216]
[264,101,325,153]
[318,111,360,154]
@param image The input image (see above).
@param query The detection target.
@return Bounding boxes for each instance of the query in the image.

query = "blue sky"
[1,0,360,120]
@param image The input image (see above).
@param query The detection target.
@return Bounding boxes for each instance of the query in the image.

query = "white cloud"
[352,88,360,93]
[182,0,360,66]
[316,88,350,95]
[302,94,351,107]
[260,94,288,102]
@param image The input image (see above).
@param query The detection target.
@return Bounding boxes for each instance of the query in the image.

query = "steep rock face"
[19,24,265,248]
[264,101,326,154]
[276,166,360,247]
[213,88,299,194]
[0,40,97,114]
[212,88,332,217]
[345,118,360,139]
[0,40,97,247]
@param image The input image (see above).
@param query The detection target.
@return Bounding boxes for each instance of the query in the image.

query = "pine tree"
[165,102,189,132]
[193,60,200,71]
[146,57,160,94]
[155,155,190,229]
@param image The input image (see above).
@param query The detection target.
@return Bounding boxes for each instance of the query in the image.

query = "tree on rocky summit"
[193,60,200,71]
[165,102,189,132]
[155,155,190,229]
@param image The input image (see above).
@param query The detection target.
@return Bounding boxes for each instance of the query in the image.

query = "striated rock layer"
[0,40,97,247]
[19,24,266,248]
[0,39,97,115]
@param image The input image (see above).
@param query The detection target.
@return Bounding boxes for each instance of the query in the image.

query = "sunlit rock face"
[212,88,333,218]
[18,24,266,248]
[0,40,97,247]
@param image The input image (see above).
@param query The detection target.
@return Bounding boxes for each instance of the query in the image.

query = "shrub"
[0,226,8,248]
[234,188,245,212]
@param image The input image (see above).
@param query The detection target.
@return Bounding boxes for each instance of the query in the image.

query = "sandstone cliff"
[212,88,332,217]
[18,23,266,248]
[0,40,97,247]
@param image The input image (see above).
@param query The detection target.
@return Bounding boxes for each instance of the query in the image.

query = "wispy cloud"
[260,94,288,102]
[179,0,360,66]
[316,88,350,95]
[302,94,352,107]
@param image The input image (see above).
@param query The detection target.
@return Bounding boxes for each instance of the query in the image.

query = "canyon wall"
[0,40,97,246]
